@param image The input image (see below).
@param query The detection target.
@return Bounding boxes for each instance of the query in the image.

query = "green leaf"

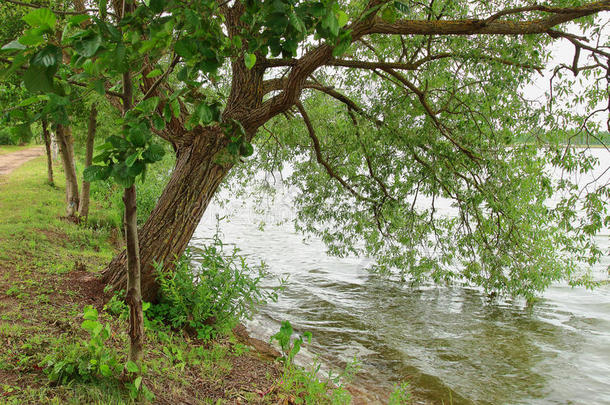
[127,161,145,177]
[83,305,98,320]
[244,53,256,69]
[195,103,213,125]
[92,79,106,95]
[322,12,339,37]
[16,95,47,107]
[68,15,90,26]
[74,33,102,57]
[99,363,112,377]
[81,319,98,332]
[23,65,55,93]
[1,40,26,51]
[239,142,254,157]
[31,45,61,68]
[146,69,162,78]
[23,8,56,30]
[142,144,165,163]
[112,163,135,188]
[83,165,112,182]
[394,1,410,14]
[125,361,139,373]
[107,135,131,150]
[381,7,397,23]
[134,376,142,390]
[336,10,349,27]
[152,114,165,130]
[18,28,45,47]
[135,97,159,115]
[125,153,139,167]
[149,0,165,13]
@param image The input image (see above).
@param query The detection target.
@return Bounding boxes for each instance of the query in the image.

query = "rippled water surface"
[189,149,610,405]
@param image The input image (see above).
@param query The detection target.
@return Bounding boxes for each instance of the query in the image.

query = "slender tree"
[78,103,97,220]
[41,118,54,185]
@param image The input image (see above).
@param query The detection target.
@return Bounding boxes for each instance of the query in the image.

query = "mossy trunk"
[102,126,231,302]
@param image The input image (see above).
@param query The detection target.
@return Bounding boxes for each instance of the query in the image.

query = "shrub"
[41,306,121,384]
[149,234,282,340]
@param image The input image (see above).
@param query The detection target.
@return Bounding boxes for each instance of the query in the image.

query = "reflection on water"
[189,149,610,404]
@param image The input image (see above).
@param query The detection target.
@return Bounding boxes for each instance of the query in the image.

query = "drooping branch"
[295,101,376,204]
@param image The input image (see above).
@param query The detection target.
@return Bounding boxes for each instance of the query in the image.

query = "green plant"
[388,382,412,405]
[270,321,354,405]
[271,320,312,367]
[149,234,282,340]
[42,306,120,384]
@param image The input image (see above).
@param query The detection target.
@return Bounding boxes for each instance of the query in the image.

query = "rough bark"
[102,126,231,302]
[42,119,54,185]
[55,124,80,217]
[78,104,97,220]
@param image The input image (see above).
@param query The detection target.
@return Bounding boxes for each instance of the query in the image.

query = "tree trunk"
[124,184,144,364]
[102,126,231,302]
[42,119,54,185]
[55,124,80,218]
[78,104,97,220]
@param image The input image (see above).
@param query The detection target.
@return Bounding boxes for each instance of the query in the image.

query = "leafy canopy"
[1,0,609,297]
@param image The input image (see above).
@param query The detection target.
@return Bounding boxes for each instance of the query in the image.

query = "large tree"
[2,0,609,301]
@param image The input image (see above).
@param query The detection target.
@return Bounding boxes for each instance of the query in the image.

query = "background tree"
[1,0,609,302]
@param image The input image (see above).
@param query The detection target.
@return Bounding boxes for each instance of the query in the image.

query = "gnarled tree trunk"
[78,104,97,220]
[56,124,80,217]
[102,126,231,302]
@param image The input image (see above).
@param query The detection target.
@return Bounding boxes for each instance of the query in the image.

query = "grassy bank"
[0,155,360,404]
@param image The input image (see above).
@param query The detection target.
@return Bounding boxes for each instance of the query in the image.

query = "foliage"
[388,382,413,405]
[270,321,356,405]
[1,0,609,300]
[150,236,281,340]
[271,320,312,367]
[41,306,121,384]
[89,148,175,227]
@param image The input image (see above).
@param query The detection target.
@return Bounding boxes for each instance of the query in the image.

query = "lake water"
[189,148,610,404]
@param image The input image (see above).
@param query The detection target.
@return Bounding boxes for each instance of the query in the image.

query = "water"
[189,148,610,404]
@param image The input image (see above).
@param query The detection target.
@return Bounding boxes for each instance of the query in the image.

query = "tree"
[78,103,98,220]
[1,0,609,301]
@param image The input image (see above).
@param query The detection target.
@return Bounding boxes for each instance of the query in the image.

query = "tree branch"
[295,101,376,204]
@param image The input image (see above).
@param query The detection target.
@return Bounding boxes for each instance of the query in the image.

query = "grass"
[0,144,35,156]
[0,156,364,404]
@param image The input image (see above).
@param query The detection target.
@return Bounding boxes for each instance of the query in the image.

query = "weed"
[389,382,412,404]
[149,235,282,340]
[42,306,121,384]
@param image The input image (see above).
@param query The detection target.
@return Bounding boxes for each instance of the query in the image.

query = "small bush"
[42,306,121,384]
[149,234,281,340]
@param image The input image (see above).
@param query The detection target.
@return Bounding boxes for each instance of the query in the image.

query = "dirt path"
[0,146,44,176]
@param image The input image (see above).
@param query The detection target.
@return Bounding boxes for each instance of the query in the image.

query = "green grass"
[0,157,361,404]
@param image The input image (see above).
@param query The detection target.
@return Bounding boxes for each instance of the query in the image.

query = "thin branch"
[2,0,116,17]
[295,100,376,204]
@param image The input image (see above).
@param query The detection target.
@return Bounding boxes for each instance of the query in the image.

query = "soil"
[0,146,45,176]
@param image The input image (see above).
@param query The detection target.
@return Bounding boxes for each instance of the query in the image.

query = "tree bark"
[42,119,54,185]
[55,124,80,218]
[79,104,97,220]
[102,126,231,302]
[124,184,144,364]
